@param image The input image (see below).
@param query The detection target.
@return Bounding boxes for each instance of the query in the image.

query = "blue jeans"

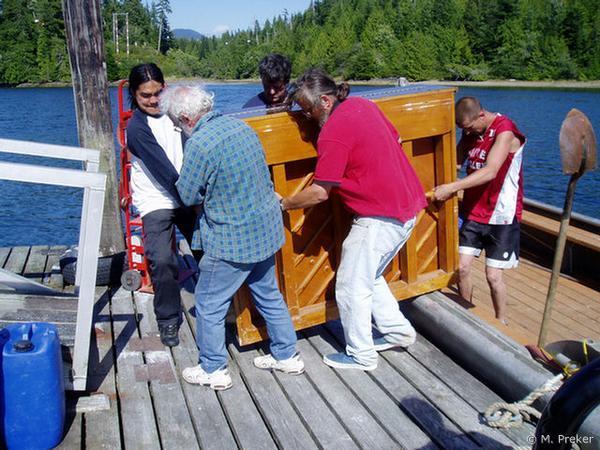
[195,254,297,373]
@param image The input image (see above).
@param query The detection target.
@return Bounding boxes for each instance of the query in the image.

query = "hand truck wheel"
[121,269,143,291]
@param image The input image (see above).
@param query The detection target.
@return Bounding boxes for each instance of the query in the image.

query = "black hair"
[128,63,165,109]
[292,68,350,106]
[258,54,292,84]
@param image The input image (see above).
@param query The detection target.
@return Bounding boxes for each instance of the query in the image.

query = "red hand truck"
[117,79,152,292]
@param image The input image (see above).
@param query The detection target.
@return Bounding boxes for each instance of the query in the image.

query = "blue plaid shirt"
[176,110,284,263]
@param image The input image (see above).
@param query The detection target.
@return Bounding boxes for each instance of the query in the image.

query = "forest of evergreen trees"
[0,0,598,86]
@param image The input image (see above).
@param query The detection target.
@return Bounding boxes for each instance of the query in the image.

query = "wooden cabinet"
[234,86,458,345]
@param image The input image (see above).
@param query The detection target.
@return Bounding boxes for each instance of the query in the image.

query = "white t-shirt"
[130,114,184,217]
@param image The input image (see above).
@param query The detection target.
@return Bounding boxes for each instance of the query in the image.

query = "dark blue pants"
[142,207,197,327]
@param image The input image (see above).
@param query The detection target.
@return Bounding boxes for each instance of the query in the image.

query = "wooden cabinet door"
[234,87,458,345]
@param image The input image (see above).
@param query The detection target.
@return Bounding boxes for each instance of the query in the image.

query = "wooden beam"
[62,0,124,255]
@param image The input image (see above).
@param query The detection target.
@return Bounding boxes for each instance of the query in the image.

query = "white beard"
[181,124,194,138]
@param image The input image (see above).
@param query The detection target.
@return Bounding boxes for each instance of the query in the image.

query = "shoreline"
[11,78,600,90]
[414,79,600,89]
[348,78,600,89]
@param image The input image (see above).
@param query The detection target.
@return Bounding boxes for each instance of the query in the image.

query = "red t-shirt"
[461,114,526,224]
[314,97,427,222]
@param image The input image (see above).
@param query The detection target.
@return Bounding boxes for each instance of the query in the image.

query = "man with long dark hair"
[126,63,198,347]
[280,69,427,371]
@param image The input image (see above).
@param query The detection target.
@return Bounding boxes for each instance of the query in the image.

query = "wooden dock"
[442,248,600,346]
[3,244,598,448]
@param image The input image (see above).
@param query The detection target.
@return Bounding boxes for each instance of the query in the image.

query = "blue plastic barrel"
[2,323,65,450]
[0,328,9,441]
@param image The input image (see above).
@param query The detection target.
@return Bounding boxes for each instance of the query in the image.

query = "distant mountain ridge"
[173,28,204,40]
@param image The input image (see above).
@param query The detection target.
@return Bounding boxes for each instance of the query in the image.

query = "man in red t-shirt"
[433,96,526,325]
[280,69,427,371]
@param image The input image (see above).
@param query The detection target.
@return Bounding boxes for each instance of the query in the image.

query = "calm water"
[0,84,598,247]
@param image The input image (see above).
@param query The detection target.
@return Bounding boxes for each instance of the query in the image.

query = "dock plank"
[316,321,475,448]
[84,287,122,450]
[406,333,536,447]
[310,325,436,449]
[56,414,82,449]
[470,260,597,339]
[111,288,161,450]
[380,337,515,448]
[22,295,78,312]
[22,244,49,282]
[0,294,77,312]
[172,309,238,450]
[0,246,571,449]
[264,348,359,450]
[220,349,279,450]
[513,263,600,316]
[181,290,277,450]
[3,246,30,274]
[43,245,67,289]
[229,341,319,450]
[468,272,571,341]
[502,260,600,319]
[295,331,400,449]
[132,291,200,449]
[478,255,600,316]
[0,247,10,267]
[0,309,77,324]
[0,293,78,344]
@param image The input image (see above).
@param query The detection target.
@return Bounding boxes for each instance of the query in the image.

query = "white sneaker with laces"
[182,365,233,391]
[253,354,305,374]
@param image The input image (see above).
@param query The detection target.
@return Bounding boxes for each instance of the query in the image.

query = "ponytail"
[293,68,351,106]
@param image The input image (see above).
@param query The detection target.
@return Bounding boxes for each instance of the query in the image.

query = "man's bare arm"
[280,181,333,210]
[433,131,516,201]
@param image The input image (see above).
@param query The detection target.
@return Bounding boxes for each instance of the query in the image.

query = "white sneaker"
[253,354,305,374]
[182,365,233,391]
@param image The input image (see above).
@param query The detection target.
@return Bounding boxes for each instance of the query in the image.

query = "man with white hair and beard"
[159,85,304,391]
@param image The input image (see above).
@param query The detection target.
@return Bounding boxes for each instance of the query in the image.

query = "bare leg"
[458,253,476,303]
[485,265,508,323]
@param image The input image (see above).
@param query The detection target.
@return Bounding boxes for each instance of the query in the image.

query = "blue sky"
[168,0,313,36]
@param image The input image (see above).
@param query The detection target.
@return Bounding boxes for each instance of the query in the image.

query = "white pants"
[336,216,416,366]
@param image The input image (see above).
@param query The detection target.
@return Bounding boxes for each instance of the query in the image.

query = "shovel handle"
[538,173,580,346]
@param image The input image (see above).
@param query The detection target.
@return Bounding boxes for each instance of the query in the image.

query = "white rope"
[484,374,564,429]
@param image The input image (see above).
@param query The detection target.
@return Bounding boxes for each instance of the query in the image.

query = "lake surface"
[0,83,598,247]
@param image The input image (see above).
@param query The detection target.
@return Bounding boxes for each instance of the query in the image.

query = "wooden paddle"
[538,109,597,346]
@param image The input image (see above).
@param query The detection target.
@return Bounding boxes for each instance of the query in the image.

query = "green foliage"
[0,0,597,85]
[188,0,596,81]
[0,0,39,84]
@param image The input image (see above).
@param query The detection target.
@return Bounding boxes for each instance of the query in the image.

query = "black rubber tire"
[60,251,127,286]
[533,358,600,450]
[120,269,143,291]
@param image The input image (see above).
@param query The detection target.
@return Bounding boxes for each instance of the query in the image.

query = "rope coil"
[484,373,564,429]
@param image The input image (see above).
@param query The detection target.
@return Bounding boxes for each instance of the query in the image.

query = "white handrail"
[0,138,106,391]
[0,138,100,165]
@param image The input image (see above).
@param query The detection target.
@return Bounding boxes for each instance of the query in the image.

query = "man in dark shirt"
[243,53,292,109]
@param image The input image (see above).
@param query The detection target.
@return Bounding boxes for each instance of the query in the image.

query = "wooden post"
[62,0,124,255]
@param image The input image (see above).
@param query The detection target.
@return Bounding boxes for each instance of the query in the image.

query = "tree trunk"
[62,0,124,255]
